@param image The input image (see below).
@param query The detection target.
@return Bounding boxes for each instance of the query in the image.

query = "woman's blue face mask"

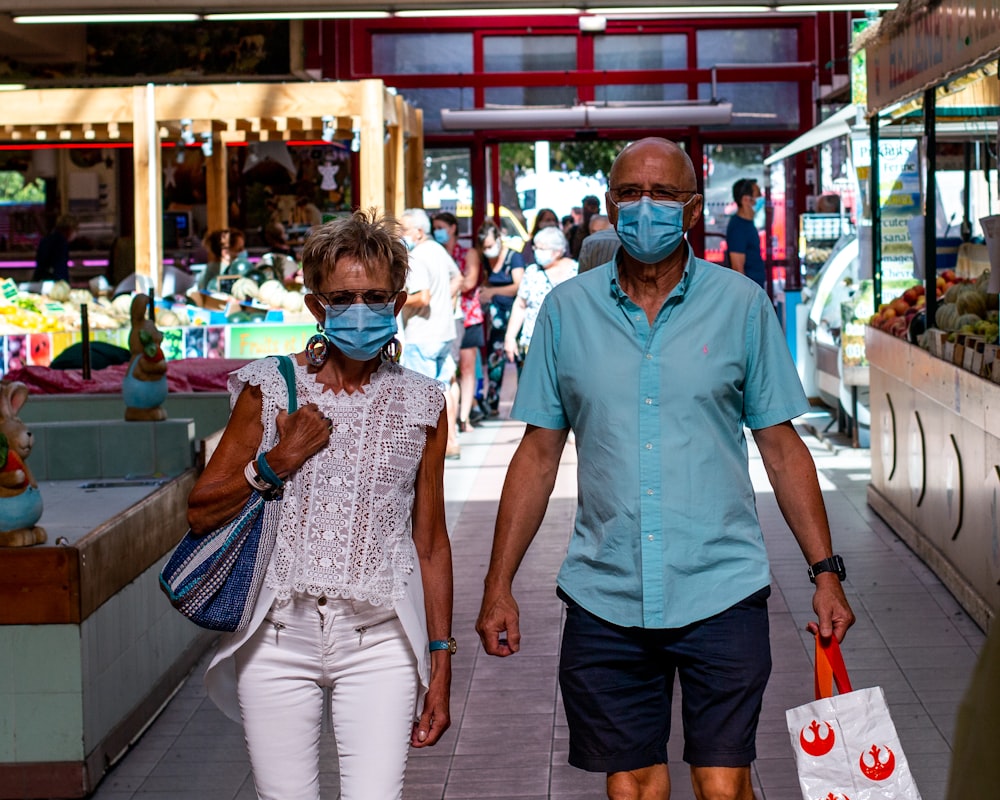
[323,303,398,362]
[614,196,694,264]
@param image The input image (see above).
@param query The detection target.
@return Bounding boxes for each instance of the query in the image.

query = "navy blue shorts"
[558,586,772,774]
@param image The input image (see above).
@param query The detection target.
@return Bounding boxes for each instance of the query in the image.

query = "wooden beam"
[388,93,406,218]
[406,108,424,210]
[358,80,385,213]
[132,84,162,293]
[205,138,228,239]
[154,82,362,123]
[0,86,134,127]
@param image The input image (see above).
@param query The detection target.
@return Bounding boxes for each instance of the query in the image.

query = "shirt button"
[645,353,653,360]
[317,597,327,606]
[645,442,653,450]
[645,398,653,405]
[634,314,642,320]
[648,534,654,541]
[647,488,654,496]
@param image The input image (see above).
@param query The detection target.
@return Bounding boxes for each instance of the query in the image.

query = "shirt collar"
[609,242,696,304]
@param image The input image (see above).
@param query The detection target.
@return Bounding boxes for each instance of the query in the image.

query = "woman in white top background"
[504,225,578,368]
[187,210,454,800]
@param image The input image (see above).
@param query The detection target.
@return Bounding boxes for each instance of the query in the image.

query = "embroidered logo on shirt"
[702,344,709,355]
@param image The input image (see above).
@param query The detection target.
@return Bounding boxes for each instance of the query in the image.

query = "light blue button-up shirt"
[511,248,810,629]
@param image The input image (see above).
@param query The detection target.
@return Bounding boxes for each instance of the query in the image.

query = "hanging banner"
[851,134,921,281]
[865,0,1000,114]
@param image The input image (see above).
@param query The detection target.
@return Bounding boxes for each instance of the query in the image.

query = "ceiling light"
[14,13,200,23]
[776,3,896,11]
[589,6,770,14]
[203,11,390,20]
[0,84,26,92]
[395,8,582,17]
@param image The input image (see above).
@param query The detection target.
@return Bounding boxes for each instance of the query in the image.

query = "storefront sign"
[851,135,921,281]
[865,0,1000,113]
[226,324,314,359]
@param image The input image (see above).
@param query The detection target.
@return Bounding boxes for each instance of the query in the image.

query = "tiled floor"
[88,404,985,800]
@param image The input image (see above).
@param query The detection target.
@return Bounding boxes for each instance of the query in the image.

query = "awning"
[763,104,860,166]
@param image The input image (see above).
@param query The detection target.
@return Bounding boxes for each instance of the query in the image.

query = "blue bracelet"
[255,452,284,488]
[429,637,457,654]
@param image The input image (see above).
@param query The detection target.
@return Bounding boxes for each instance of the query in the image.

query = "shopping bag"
[785,635,922,800]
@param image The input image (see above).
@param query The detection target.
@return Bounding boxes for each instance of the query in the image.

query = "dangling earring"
[381,337,402,363]
[305,327,330,367]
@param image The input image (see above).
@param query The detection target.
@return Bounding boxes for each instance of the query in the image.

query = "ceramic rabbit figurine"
[0,381,45,547]
[123,294,168,421]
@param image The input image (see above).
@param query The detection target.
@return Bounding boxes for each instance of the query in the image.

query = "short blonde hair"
[301,209,408,293]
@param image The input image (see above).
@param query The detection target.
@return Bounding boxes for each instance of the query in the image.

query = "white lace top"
[229,357,445,608]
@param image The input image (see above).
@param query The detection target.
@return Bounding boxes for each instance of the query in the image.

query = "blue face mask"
[614,196,689,264]
[323,303,398,362]
[754,196,765,214]
[433,228,450,246]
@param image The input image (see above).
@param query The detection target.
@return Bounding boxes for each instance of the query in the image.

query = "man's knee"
[606,765,669,800]
[690,765,753,800]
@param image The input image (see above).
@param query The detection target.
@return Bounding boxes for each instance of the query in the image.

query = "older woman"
[504,226,577,368]
[474,220,524,416]
[188,209,454,800]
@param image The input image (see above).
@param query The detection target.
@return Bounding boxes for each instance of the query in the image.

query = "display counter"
[866,327,1000,631]
[0,418,215,798]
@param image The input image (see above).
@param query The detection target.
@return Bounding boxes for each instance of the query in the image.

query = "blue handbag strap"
[274,355,298,413]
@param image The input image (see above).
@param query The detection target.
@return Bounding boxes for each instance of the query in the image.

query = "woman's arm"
[187,375,332,534]
[411,404,453,748]
[504,297,528,361]
[460,248,480,293]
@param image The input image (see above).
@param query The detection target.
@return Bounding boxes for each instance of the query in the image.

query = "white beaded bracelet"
[244,460,274,492]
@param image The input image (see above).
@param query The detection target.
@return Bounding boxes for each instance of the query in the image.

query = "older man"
[476,138,854,800]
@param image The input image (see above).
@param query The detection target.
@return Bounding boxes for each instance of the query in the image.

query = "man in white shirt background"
[400,208,462,457]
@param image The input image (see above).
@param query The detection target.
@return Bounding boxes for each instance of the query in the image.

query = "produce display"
[867,269,998,345]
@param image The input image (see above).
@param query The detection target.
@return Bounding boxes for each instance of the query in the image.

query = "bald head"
[609,138,697,191]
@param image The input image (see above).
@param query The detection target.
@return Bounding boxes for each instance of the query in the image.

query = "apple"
[903,288,919,304]
[890,298,910,316]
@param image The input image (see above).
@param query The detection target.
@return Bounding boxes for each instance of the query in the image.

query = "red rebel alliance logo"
[859,743,896,780]
[799,719,836,756]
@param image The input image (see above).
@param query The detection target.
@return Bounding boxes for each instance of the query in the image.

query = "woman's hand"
[266,402,332,478]
[503,336,519,363]
[411,658,451,747]
[479,286,494,305]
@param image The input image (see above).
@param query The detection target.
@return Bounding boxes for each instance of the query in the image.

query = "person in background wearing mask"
[521,207,560,266]
[477,138,854,800]
[725,178,767,289]
[433,212,485,435]
[474,220,524,418]
[400,208,462,458]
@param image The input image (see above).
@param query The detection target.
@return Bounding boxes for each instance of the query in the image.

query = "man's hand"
[806,574,855,643]
[476,583,521,656]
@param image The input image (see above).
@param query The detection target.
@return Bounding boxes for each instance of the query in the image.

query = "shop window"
[596,84,689,104]
[372,33,473,74]
[397,88,475,133]
[699,82,800,129]
[483,36,576,73]
[485,86,577,107]
[594,34,687,71]
[695,29,798,67]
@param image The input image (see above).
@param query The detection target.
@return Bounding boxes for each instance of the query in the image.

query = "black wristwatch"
[808,555,846,583]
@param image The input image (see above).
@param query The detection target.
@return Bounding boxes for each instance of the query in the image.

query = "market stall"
[860,0,1000,629]
[0,80,424,370]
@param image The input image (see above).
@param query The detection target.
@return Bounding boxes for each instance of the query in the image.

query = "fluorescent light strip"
[590,6,770,14]
[204,11,390,20]
[14,13,200,23]
[0,84,26,91]
[777,3,896,10]
[395,8,583,16]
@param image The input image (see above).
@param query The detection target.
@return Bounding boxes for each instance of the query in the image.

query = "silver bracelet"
[244,460,273,492]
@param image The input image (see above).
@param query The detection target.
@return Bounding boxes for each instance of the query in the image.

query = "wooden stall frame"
[0,79,424,292]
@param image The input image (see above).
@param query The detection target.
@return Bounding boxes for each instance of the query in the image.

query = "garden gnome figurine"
[0,381,45,546]
[123,294,168,421]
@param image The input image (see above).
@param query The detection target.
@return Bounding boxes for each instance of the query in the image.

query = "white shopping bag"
[786,635,922,800]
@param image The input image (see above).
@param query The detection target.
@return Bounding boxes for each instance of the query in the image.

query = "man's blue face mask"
[614,196,694,264]
[754,196,765,214]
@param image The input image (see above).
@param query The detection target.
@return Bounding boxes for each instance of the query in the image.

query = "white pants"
[234,594,419,800]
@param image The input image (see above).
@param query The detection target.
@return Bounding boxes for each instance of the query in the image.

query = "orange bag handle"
[814,634,853,699]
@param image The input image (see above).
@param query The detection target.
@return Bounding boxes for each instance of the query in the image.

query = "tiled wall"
[0,555,207,765]
[25,420,195,481]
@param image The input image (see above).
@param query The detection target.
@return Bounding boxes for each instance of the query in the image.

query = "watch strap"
[429,637,457,654]
[808,555,846,582]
